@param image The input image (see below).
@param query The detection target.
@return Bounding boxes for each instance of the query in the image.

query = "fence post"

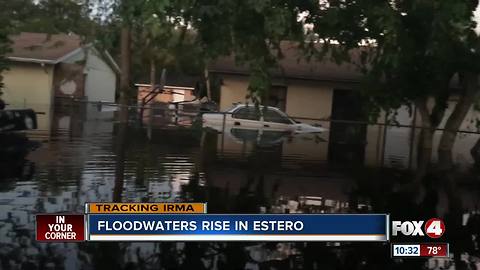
[408,105,417,170]
[221,113,226,154]
[222,112,226,133]
[381,111,388,167]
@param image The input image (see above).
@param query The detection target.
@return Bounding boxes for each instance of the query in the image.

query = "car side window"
[232,107,260,120]
[263,109,292,124]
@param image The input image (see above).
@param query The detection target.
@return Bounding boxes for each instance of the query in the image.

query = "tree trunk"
[114,25,131,201]
[119,26,131,123]
[438,72,480,169]
[414,98,434,183]
[416,129,434,182]
[150,58,156,90]
[471,136,480,166]
[204,68,211,101]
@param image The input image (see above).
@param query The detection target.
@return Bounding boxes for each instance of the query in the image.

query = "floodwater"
[0,103,479,270]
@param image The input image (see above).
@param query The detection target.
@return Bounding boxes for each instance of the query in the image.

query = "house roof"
[209,41,365,83]
[7,32,83,64]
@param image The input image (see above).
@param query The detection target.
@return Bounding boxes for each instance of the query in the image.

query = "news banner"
[35,202,449,258]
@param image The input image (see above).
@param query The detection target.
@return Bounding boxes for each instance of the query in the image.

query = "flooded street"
[4,0,480,268]
[0,103,480,270]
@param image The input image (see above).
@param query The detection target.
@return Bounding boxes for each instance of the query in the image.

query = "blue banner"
[87,214,388,242]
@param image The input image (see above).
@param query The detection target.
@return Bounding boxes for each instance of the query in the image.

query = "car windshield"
[225,104,240,112]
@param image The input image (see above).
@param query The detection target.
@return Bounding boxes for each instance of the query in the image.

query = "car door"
[261,108,294,131]
[230,106,263,130]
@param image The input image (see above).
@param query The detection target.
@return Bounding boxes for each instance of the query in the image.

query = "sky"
[475,4,480,35]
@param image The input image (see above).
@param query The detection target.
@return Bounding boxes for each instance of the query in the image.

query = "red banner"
[420,243,448,257]
[36,214,85,242]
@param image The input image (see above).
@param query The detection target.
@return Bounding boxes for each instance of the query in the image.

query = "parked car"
[0,109,37,132]
[226,127,291,146]
[202,104,328,134]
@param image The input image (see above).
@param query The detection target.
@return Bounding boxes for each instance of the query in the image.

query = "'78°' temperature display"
[392,243,449,258]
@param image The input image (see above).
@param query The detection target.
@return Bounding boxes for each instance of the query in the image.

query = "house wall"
[53,63,86,99]
[284,81,333,128]
[173,89,195,103]
[2,62,55,131]
[63,48,117,103]
[218,75,250,111]
[218,75,333,125]
[137,85,195,104]
[84,51,116,103]
[136,85,196,125]
[365,113,387,167]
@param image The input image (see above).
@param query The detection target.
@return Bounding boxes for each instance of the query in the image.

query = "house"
[135,72,202,127]
[2,32,119,131]
[208,41,480,169]
[136,72,201,105]
[136,83,196,126]
[208,42,382,166]
[136,84,196,105]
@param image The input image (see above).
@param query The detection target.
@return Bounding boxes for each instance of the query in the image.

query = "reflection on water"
[0,102,479,269]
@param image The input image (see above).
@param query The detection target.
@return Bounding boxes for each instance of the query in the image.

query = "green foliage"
[0,31,11,93]
[135,1,204,75]
[182,0,307,104]
[247,59,272,106]
[304,0,480,121]
[0,0,27,92]
[0,0,101,91]
[92,0,207,83]
[5,0,478,120]
[7,0,97,37]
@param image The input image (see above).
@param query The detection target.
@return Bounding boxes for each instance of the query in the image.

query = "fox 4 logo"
[392,218,445,239]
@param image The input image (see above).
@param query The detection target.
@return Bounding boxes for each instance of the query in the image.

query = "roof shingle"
[7,32,82,64]
[209,41,365,83]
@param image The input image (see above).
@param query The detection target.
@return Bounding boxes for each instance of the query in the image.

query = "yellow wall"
[2,63,55,131]
[364,124,384,167]
[219,75,251,111]
[284,81,333,129]
[219,76,333,124]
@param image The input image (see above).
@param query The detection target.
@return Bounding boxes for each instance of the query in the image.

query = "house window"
[267,85,287,111]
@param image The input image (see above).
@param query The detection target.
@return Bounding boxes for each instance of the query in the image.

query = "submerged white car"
[202,104,328,134]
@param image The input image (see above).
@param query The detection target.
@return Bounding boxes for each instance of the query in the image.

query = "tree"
[303,0,480,175]
[134,3,191,87]
[181,0,307,105]
[2,0,98,38]
[0,25,11,94]
[101,0,194,108]
[0,0,101,93]
[0,0,35,93]
[179,0,480,175]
